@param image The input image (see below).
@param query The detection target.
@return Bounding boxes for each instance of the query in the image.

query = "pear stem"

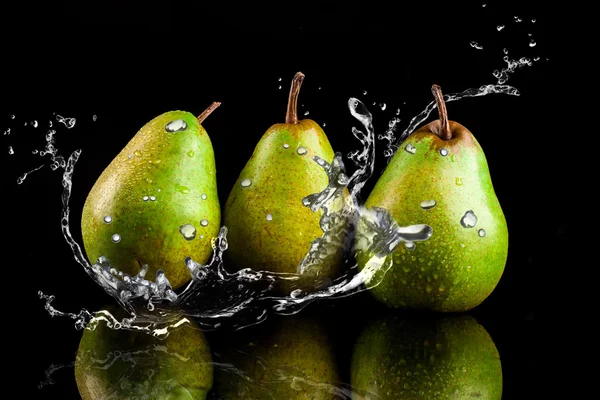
[285,72,305,124]
[431,84,452,140]
[197,102,221,123]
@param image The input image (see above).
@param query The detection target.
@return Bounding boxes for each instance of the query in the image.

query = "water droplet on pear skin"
[478,229,486,237]
[439,148,448,156]
[150,196,156,201]
[142,196,149,201]
[266,214,273,221]
[240,179,252,188]
[111,233,121,243]
[283,143,290,149]
[297,147,307,155]
[420,200,437,210]
[201,193,207,200]
[165,119,187,133]
[179,224,196,240]
[460,211,478,228]
[404,144,416,154]
[103,216,112,224]
[200,219,209,227]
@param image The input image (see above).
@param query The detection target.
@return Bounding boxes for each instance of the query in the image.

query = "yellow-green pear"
[81,103,221,290]
[223,73,343,280]
[356,85,508,311]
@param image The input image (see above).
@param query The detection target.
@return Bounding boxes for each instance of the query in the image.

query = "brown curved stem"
[431,84,452,140]
[198,102,221,123]
[285,72,305,124]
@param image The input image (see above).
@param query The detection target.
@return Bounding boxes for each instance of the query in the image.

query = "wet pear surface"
[357,121,508,312]
[224,119,343,278]
[81,111,220,290]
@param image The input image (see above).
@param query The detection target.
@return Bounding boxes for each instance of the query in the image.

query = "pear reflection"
[351,314,502,399]
[211,313,340,399]
[74,306,213,400]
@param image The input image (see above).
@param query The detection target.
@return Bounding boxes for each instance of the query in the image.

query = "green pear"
[223,72,343,279]
[212,314,340,399]
[351,314,502,399]
[74,306,214,399]
[81,103,221,290]
[356,85,508,311]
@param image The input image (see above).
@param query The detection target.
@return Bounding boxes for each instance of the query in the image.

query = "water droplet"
[10,115,15,119]
[32,120,38,128]
[514,16,522,22]
[32,149,38,154]
[534,56,541,61]
[405,144,417,154]
[165,119,187,133]
[111,234,121,243]
[363,90,367,95]
[503,48,509,54]
[497,25,505,31]
[283,143,289,149]
[482,3,486,7]
[380,103,386,110]
[460,210,478,228]
[420,200,437,210]
[201,193,207,200]
[143,195,149,201]
[2,128,10,135]
[278,85,282,89]
[304,111,310,116]
[103,216,112,224]
[297,147,307,155]
[532,18,536,23]
[179,224,196,240]
[93,115,97,121]
[278,77,282,81]
[56,115,76,128]
[134,150,142,157]
[322,122,326,127]
[529,39,536,47]
[470,41,483,50]
[200,219,209,227]
[440,148,449,156]
[318,86,322,90]
[478,229,486,237]
[8,146,14,155]
[266,214,273,221]
[302,198,311,206]
[187,150,195,157]
[455,177,463,186]
[405,242,416,251]
[175,184,190,194]
[150,196,156,201]
[240,178,252,188]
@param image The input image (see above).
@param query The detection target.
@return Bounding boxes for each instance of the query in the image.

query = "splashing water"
[37,95,435,338]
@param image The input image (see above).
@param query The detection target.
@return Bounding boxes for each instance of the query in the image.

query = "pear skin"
[224,73,342,279]
[356,85,508,312]
[81,105,221,290]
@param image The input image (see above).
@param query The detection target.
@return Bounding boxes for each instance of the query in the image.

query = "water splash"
[17,164,44,184]
[56,115,76,129]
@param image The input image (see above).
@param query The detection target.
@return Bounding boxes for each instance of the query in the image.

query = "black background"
[3,1,554,399]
